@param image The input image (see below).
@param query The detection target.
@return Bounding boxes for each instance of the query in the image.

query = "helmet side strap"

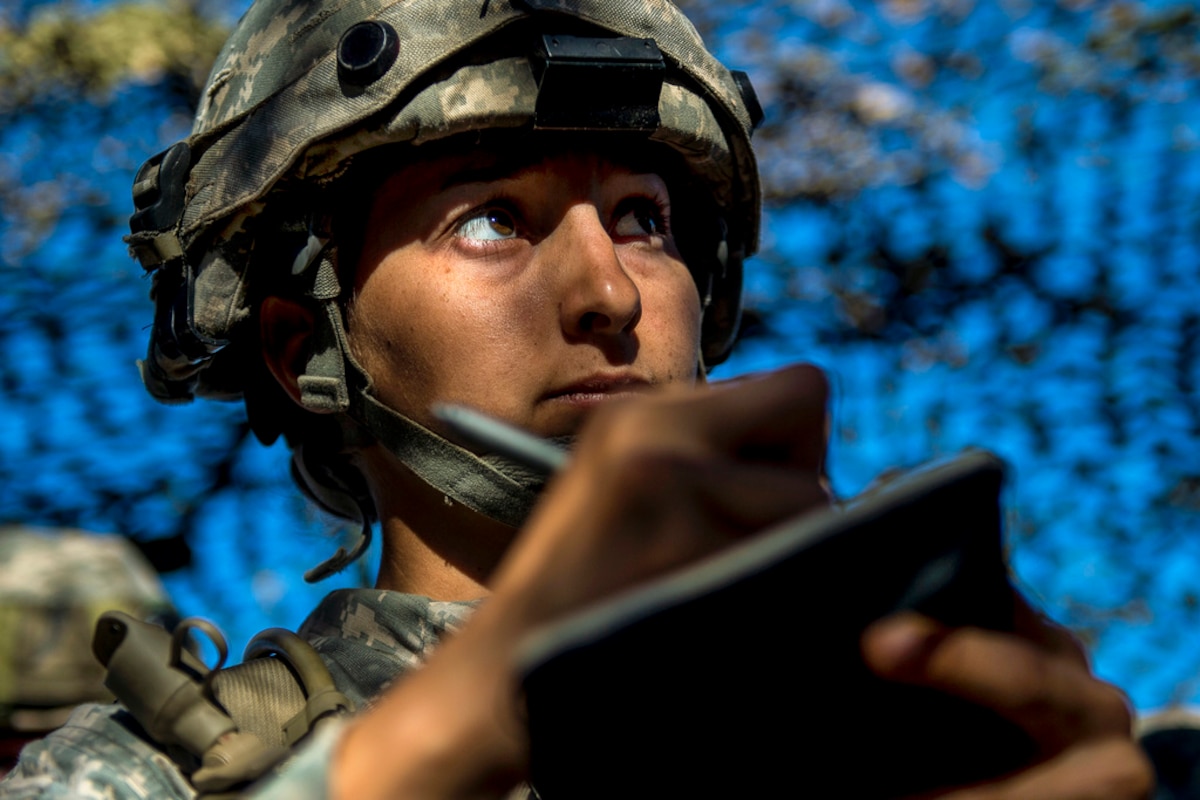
[292,236,354,414]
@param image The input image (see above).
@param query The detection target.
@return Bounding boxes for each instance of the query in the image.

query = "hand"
[862,596,1154,800]
[334,364,833,799]
[492,362,832,623]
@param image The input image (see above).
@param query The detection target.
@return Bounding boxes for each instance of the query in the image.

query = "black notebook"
[519,450,1035,799]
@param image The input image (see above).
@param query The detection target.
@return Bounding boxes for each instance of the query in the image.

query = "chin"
[533,403,599,438]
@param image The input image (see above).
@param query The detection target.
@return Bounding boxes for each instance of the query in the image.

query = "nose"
[548,203,642,342]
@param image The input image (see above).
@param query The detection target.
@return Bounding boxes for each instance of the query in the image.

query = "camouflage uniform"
[0,590,476,798]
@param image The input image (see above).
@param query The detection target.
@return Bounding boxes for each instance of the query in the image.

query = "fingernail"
[862,614,936,674]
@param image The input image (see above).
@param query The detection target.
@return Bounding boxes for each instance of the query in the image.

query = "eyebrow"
[439,150,548,191]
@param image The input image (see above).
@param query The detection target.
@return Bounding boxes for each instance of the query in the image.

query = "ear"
[260,295,317,410]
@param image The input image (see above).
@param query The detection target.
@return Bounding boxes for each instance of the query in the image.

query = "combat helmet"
[128,0,764,577]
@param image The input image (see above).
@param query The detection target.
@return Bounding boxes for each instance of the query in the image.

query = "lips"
[544,374,652,405]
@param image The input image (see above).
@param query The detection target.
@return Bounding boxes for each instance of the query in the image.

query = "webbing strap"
[195,630,354,795]
[211,659,306,749]
[298,254,353,413]
[354,391,541,529]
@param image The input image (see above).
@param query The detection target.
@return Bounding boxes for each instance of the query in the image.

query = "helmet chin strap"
[353,390,549,529]
[290,239,557,580]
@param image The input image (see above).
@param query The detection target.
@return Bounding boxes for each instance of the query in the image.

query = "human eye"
[612,197,670,240]
[455,206,518,241]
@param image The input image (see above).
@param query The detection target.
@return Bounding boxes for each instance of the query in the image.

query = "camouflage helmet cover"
[129,0,763,404]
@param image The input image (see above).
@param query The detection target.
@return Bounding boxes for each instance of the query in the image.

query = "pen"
[432,403,570,476]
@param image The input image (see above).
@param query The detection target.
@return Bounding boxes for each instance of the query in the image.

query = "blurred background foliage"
[0,0,1197,709]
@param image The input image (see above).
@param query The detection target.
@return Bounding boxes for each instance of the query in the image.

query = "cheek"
[638,266,704,376]
[347,248,555,413]
[347,251,468,409]
[460,276,549,345]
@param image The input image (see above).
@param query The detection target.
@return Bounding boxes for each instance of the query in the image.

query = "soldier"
[1,0,1152,798]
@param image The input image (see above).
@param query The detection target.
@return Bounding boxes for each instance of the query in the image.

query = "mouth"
[543,374,653,407]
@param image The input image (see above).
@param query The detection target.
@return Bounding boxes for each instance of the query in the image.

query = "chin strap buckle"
[289,231,354,415]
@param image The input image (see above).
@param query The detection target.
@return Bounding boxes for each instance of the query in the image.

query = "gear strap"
[297,250,353,414]
[354,390,542,529]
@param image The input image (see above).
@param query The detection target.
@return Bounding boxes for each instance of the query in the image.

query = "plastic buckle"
[129,142,191,269]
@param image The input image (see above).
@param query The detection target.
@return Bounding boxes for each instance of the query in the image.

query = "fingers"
[600,450,832,544]
[865,613,1152,800]
[862,613,1133,756]
[697,364,829,469]
[1010,589,1090,665]
[921,738,1154,800]
[575,364,832,545]
[582,363,830,473]
[685,458,832,531]
[496,364,832,618]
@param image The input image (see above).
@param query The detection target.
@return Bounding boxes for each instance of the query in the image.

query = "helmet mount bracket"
[532,34,665,132]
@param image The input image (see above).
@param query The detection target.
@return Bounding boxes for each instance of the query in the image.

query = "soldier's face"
[346,142,703,438]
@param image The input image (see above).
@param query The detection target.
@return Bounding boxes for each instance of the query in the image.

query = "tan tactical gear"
[5,589,470,798]
[94,611,353,796]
